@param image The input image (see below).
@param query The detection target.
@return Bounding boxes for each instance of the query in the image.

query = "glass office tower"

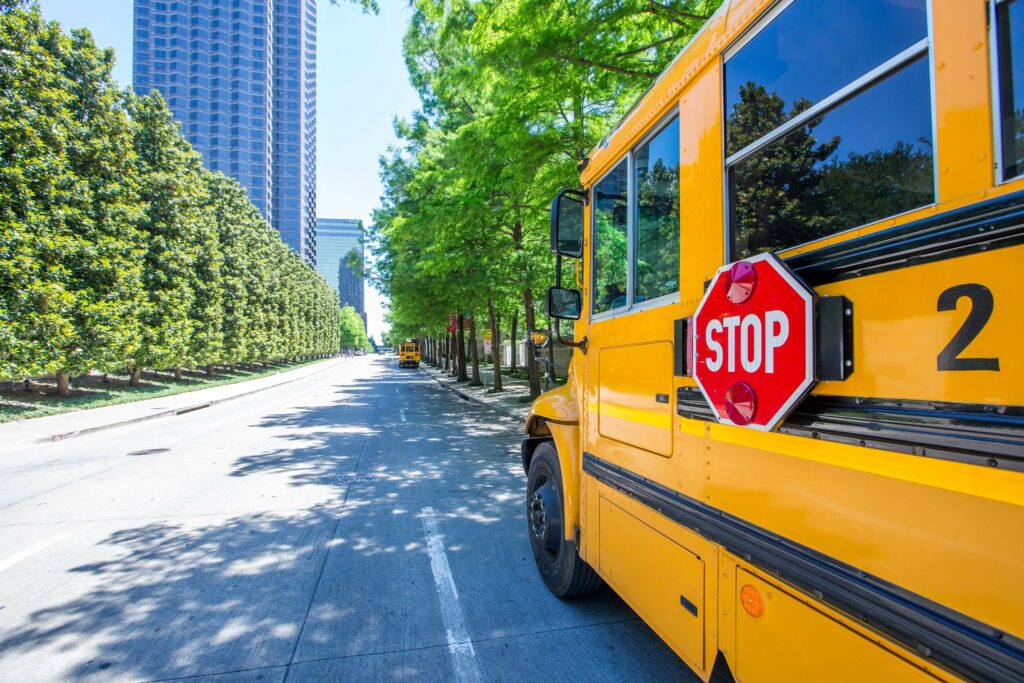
[316,218,366,326]
[132,0,317,265]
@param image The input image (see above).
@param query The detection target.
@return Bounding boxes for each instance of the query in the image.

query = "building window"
[996,0,1024,180]
[724,0,933,259]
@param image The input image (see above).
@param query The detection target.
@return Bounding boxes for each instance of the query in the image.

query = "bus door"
[575,115,710,671]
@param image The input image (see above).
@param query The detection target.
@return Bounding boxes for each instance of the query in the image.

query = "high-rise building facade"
[316,218,366,326]
[132,0,316,265]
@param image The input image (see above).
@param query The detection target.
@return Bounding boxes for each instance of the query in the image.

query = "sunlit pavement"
[0,357,696,682]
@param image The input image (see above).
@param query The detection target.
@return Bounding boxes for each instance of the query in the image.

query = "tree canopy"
[370,0,720,395]
[0,2,341,392]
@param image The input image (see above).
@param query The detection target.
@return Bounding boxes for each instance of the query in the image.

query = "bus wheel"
[526,442,601,598]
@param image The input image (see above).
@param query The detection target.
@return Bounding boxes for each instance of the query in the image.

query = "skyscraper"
[132,0,317,265]
[316,218,366,326]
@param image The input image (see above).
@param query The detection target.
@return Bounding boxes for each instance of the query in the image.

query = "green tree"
[371,0,720,398]
[0,4,143,393]
[127,92,203,383]
[184,170,223,374]
[339,305,367,352]
[205,172,256,367]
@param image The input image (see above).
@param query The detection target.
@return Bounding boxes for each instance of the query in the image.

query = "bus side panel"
[733,569,945,683]
[933,0,993,203]
[598,496,705,672]
[707,425,1024,642]
[812,246,1022,406]
[589,478,721,681]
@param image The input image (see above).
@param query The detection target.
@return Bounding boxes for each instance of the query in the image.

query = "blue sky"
[38,0,421,343]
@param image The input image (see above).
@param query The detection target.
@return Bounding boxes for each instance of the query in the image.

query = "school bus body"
[398,342,420,368]
[524,1,1024,681]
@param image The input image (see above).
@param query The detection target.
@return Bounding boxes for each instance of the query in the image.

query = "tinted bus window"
[730,57,934,258]
[725,0,927,156]
[592,160,629,315]
[725,0,933,259]
[634,117,680,303]
[997,0,1024,179]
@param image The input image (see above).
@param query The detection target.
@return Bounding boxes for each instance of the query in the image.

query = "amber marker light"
[740,584,764,618]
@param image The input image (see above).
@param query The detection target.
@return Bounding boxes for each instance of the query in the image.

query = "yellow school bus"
[523,1,1024,681]
[398,341,420,368]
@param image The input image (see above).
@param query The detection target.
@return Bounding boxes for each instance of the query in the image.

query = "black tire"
[526,442,602,598]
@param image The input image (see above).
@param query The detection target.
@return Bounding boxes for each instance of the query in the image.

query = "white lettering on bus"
[704,310,790,374]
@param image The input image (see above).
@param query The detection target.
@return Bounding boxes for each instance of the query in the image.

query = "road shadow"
[0,360,695,682]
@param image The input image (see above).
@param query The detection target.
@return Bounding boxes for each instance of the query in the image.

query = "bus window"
[724,0,933,259]
[592,159,629,315]
[996,0,1024,180]
[633,116,680,304]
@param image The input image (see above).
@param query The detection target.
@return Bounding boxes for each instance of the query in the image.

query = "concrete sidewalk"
[0,356,354,451]
[421,363,544,422]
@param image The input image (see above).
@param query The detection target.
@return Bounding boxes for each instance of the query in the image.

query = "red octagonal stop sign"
[693,253,815,431]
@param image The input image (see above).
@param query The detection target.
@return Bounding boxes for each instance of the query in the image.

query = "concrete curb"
[21,357,351,447]
[420,367,529,421]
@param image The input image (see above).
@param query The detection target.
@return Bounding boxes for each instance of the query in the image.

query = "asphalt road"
[0,357,698,682]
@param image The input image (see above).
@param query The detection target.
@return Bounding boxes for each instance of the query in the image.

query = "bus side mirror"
[550,189,585,258]
[547,286,582,320]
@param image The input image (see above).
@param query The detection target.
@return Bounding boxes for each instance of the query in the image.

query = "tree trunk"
[174,367,183,381]
[206,364,215,376]
[444,333,450,371]
[510,308,519,373]
[468,314,481,385]
[456,314,468,381]
[523,288,542,399]
[55,370,70,397]
[130,366,142,387]
[488,298,503,392]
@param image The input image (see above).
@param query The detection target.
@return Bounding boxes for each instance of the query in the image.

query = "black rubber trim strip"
[583,452,1024,683]
[677,387,1024,473]
[785,190,1024,286]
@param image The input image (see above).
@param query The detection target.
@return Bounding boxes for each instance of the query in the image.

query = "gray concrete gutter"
[2,357,353,451]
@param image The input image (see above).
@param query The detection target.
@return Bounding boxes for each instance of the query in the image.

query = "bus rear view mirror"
[550,189,585,258]
[547,286,582,320]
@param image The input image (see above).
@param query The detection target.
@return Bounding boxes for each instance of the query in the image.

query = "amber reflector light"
[740,584,764,618]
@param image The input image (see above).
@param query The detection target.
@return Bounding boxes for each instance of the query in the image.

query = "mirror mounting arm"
[555,326,587,355]
[562,188,589,206]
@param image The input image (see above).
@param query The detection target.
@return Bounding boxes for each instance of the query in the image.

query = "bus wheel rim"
[530,479,561,558]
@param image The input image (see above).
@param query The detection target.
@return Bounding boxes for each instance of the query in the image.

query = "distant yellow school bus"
[523,1,1023,681]
[398,341,420,368]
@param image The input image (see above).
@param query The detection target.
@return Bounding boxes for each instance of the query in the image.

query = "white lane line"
[400,408,407,423]
[421,507,482,683]
[0,533,69,573]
